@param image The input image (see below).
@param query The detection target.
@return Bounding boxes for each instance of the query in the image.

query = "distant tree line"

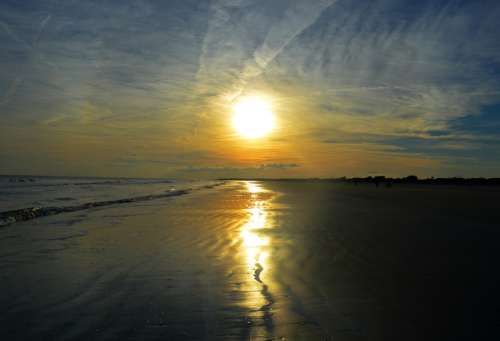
[339,175,500,187]
[219,176,500,186]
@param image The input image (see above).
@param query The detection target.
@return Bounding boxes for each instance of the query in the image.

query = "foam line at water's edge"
[0,182,225,227]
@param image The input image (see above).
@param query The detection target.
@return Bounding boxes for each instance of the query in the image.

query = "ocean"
[0,176,218,226]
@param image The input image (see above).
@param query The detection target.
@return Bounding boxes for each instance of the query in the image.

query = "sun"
[232,97,275,139]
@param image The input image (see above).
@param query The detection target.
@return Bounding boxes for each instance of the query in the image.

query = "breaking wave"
[0,182,224,227]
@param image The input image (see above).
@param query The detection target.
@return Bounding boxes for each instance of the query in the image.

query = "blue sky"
[1,0,499,178]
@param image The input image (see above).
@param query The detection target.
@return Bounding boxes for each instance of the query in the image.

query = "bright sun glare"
[233,97,275,139]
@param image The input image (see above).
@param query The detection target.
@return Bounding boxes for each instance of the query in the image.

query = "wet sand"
[1,181,500,340]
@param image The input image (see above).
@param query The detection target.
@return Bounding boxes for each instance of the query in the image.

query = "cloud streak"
[0,0,499,177]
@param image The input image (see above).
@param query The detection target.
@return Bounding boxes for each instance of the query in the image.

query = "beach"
[1,180,499,340]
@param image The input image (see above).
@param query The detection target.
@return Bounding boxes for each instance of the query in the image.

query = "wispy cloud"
[0,0,499,177]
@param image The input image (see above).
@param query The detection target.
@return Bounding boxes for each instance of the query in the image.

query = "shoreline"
[0,182,224,227]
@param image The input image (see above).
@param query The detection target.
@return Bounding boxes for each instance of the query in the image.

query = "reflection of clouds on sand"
[239,181,275,337]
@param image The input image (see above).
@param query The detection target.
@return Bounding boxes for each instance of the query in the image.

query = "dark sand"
[1,181,499,340]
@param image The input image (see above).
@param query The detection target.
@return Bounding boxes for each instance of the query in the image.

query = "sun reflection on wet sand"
[241,182,270,270]
[245,181,263,194]
[239,181,276,338]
